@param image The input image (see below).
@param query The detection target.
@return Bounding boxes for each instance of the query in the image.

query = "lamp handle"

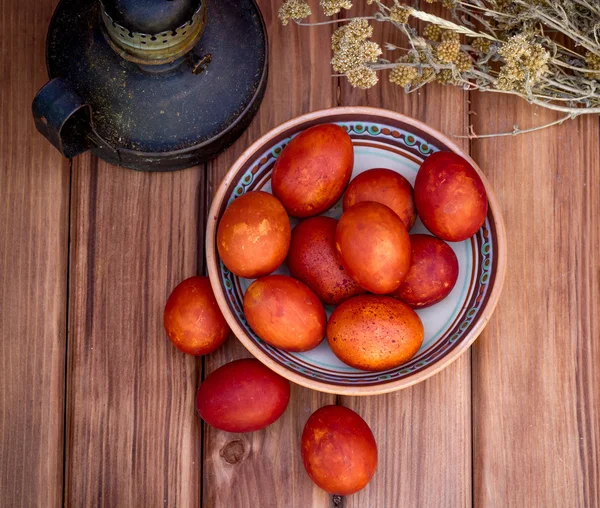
[32,78,93,159]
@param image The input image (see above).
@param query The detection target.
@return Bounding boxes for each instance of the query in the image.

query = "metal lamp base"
[37,0,267,171]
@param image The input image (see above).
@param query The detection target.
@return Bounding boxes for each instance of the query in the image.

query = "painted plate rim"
[206,106,507,396]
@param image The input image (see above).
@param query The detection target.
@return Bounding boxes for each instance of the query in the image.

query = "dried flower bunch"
[278,0,600,137]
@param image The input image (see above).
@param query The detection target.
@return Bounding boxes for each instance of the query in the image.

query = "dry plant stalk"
[278,0,600,137]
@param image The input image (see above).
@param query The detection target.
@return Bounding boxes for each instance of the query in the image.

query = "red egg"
[336,201,412,294]
[414,151,488,242]
[164,276,230,356]
[391,234,459,308]
[217,191,291,278]
[287,216,366,305]
[271,124,354,218]
[343,168,417,230]
[301,405,378,495]
[196,359,290,432]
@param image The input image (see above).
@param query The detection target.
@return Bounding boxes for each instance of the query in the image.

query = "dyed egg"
[217,191,291,278]
[301,405,377,495]
[287,216,366,305]
[164,276,230,356]
[271,124,353,218]
[243,275,326,352]
[336,201,411,294]
[391,234,459,308]
[414,151,488,242]
[327,295,424,371]
[196,359,290,432]
[343,168,417,230]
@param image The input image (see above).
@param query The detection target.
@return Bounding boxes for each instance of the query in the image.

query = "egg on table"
[196,359,290,433]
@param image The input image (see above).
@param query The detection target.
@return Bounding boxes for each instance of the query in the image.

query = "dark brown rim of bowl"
[206,106,507,396]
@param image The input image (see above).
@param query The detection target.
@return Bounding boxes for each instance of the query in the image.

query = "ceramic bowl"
[207,107,506,395]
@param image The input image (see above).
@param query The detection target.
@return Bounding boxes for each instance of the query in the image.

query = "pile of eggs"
[217,123,488,371]
[163,123,488,495]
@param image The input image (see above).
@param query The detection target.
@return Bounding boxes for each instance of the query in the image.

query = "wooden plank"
[338,4,472,507]
[64,161,205,505]
[471,97,600,505]
[201,1,337,507]
[0,1,70,507]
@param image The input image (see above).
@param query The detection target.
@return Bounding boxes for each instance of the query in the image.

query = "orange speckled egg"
[301,405,377,495]
[271,124,353,218]
[217,191,291,278]
[343,168,417,230]
[391,234,459,308]
[164,276,230,356]
[327,295,424,371]
[287,216,366,305]
[196,359,290,432]
[336,201,411,294]
[414,151,488,242]
[244,275,326,352]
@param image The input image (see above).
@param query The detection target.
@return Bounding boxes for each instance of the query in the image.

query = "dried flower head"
[437,69,458,85]
[489,0,513,12]
[454,51,472,72]
[389,64,419,87]
[442,31,460,44]
[497,34,550,93]
[320,0,352,16]
[346,66,379,89]
[437,32,461,63]
[332,19,372,53]
[472,38,491,54]
[389,5,411,24]
[331,19,382,74]
[417,67,435,83]
[278,0,311,26]
[416,49,437,82]
[442,0,456,8]
[585,51,600,71]
[423,23,442,42]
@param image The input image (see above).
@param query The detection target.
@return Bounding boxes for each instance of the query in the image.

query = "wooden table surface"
[1,0,599,506]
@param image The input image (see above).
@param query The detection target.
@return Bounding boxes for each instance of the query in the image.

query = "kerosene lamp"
[32,0,267,171]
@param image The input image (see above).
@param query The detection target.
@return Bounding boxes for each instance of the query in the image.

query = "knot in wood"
[220,439,246,465]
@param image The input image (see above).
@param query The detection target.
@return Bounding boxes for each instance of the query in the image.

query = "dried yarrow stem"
[281,0,600,137]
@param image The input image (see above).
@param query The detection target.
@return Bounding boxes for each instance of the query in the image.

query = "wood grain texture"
[65,157,205,507]
[201,1,337,507]
[0,1,69,507]
[471,97,600,507]
[338,3,472,507]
